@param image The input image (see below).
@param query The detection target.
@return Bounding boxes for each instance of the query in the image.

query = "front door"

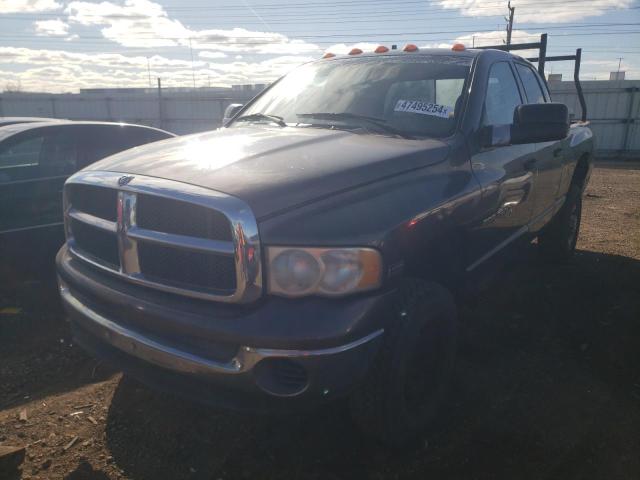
[514,62,566,229]
[466,61,537,271]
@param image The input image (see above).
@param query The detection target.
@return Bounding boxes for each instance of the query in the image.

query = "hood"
[86,126,450,219]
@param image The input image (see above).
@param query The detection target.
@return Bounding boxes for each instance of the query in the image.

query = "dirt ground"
[1,165,639,480]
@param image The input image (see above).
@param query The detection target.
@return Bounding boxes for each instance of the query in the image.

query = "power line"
[5,0,637,18]
[2,31,639,48]
[3,22,639,41]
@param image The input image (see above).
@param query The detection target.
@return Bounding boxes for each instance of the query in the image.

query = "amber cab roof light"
[349,47,363,55]
[322,52,336,59]
[403,44,419,52]
[374,45,389,53]
[452,43,466,51]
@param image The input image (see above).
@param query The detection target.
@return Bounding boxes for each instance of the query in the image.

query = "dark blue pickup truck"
[56,38,593,444]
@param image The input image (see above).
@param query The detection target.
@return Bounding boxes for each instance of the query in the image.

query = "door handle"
[523,158,537,171]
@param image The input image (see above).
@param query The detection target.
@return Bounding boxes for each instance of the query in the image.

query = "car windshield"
[232,54,472,138]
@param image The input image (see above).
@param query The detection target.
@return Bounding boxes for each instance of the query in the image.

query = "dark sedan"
[0,121,175,276]
[0,116,64,127]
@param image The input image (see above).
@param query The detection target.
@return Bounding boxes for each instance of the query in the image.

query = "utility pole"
[146,57,151,88]
[506,1,515,46]
[189,38,196,89]
[617,57,623,73]
[157,77,163,129]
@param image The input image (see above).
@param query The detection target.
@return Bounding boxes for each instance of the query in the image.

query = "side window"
[482,62,523,127]
[516,63,547,104]
[40,127,79,176]
[121,127,171,147]
[81,126,129,165]
[80,126,170,166]
[0,132,44,169]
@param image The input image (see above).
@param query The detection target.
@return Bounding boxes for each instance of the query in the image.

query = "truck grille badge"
[117,175,135,187]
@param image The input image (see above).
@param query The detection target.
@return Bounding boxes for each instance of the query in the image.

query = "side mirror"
[222,103,244,126]
[511,103,569,144]
[483,103,570,147]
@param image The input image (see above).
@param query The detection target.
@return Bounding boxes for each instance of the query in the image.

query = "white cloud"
[34,19,72,37]
[437,0,634,23]
[0,0,61,13]
[0,46,313,92]
[65,0,320,54]
[452,29,542,52]
[0,46,208,69]
[198,51,228,60]
[323,43,382,55]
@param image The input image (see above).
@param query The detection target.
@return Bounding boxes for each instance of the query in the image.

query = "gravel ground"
[1,165,639,480]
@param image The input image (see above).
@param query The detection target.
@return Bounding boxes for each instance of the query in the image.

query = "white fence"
[550,79,639,158]
[0,90,256,135]
[1,80,639,158]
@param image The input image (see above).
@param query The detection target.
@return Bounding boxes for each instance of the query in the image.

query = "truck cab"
[56,42,593,444]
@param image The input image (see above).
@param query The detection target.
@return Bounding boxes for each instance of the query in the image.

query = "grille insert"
[68,184,117,221]
[138,243,236,292]
[70,218,119,268]
[136,194,233,241]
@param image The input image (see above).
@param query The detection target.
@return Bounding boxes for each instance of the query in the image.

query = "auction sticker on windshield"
[394,100,453,119]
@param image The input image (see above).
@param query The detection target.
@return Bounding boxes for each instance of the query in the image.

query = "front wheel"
[349,279,458,446]
[538,184,583,262]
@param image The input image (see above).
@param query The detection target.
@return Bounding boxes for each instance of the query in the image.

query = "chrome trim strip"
[68,209,117,233]
[0,221,64,235]
[242,329,384,362]
[467,195,568,272]
[59,283,383,377]
[127,227,235,255]
[0,174,69,185]
[64,171,263,304]
[466,225,528,272]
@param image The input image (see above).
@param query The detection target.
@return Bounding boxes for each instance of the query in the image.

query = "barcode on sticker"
[394,100,453,119]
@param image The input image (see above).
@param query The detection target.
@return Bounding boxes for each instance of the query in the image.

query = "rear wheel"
[349,279,458,446]
[538,184,582,262]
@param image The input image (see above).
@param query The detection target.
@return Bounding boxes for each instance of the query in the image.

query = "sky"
[0,0,639,93]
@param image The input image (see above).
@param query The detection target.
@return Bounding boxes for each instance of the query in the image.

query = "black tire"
[349,279,458,446]
[538,184,582,262]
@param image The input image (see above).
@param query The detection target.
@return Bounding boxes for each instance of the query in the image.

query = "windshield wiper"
[234,113,287,127]
[296,112,413,139]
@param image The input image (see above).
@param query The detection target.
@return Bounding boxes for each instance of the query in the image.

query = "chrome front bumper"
[59,279,383,380]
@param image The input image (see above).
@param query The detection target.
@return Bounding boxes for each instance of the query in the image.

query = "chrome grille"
[63,171,262,304]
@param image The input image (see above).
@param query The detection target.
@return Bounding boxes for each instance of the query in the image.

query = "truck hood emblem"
[118,175,134,186]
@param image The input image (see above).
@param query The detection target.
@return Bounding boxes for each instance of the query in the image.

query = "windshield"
[233,54,472,138]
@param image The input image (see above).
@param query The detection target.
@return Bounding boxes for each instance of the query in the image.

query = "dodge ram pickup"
[56,38,594,443]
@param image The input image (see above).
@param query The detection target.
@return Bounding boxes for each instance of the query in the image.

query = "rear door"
[467,61,537,270]
[36,125,81,228]
[514,62,566,228]
[0,128,56,234]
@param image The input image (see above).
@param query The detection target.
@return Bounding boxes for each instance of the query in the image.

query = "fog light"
[254,358,309,397]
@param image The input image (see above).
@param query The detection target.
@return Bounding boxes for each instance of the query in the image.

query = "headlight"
[267,247,382,298]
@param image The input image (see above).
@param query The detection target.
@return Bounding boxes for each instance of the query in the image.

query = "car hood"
[86,126,450,219]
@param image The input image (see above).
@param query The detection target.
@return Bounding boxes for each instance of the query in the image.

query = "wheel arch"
[571,153,591,192]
